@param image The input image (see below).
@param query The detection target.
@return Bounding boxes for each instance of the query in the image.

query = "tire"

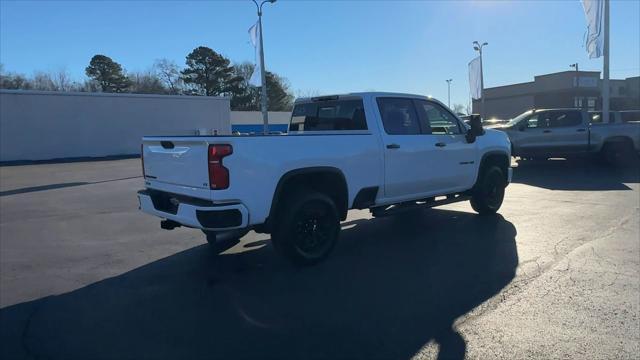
[601,141,634,167]
[470,166,506,215]
[271,190,340,266]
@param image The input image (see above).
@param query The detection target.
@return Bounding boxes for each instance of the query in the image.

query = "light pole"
[252,0,277,134]
[473,41,488,118]
[446,79,452,108]
[570,63,579,108]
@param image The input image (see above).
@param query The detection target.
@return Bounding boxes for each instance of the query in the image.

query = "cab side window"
[540,111,582,128]
[526,114,540,128]
[414,100,462,135]
[289,99,367,132]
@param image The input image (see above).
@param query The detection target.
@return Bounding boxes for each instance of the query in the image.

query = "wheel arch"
[475,150,511,186]
[602,135,634,148]
[265,166,349,231]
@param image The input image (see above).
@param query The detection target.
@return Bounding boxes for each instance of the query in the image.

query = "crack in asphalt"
[457,213,636,328]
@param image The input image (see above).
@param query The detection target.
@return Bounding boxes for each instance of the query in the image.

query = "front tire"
[272,191,340,266]
[470,166,506,215]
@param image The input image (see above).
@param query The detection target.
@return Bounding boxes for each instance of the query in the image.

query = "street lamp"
[252,0,277,134]
[446,79,453,108]
[570,63,580,109]
[473,41,488,118]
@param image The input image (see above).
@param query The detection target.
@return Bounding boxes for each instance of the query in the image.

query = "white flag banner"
[248,21,262,87]
[468,56,482,100]
[581,0,604,59]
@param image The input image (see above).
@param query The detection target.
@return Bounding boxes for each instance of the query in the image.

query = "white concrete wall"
[230,111,291,125]
[0,90,231,162]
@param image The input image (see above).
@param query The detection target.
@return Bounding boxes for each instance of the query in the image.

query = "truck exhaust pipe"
[160,219,181,230]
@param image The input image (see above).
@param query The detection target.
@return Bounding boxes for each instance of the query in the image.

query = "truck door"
[376,97,440,200]
[377,97,476,201]
[513,111,545,157]
[541,110,588,154]
[414,99,478,192]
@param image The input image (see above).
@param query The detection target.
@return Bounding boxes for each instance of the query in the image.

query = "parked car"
[138,92,512,265]
[497,108,640,164]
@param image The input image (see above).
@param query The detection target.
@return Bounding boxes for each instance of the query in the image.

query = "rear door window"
[376,98,421,135]
[590,112,615,123]
[289,99,367,132]
[590,112,603,123]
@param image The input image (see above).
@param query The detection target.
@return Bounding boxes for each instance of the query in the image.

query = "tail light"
[141,144,146,178]
[208,144,233,190]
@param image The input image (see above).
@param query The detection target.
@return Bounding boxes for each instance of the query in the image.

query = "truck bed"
[142,133,382,225]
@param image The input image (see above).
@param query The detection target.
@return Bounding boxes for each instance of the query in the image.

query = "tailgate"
[142,138,210,191]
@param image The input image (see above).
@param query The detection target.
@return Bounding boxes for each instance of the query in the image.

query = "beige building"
[473,71,640,119]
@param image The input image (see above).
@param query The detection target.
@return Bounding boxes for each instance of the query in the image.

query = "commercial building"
[472,71,640,120]
[0,90,231,162]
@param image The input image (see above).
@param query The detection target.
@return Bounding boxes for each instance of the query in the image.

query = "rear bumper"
[137,190,249,231]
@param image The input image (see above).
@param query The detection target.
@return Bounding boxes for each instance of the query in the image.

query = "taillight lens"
[141,144,146,178]
[208,144,232,190]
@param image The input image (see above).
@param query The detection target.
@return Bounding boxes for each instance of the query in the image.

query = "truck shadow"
[1,209,518,360]
[512,158,640,191]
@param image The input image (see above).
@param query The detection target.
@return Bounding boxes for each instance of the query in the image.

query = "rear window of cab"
[289,99,367,132]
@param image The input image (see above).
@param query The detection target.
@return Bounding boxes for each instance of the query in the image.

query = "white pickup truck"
[139,92,512,265]
[496,108,640,164]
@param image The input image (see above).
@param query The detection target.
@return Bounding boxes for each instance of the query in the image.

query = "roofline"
[483,70,603,92]
[294,91,434,103]
[534,70,600,78]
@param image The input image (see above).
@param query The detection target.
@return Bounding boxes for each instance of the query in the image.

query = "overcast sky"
[1,0,639,107]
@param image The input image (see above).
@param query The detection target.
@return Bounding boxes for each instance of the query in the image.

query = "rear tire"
[601,141,634,167]
[470,166,506,215]
[271,190,340,266]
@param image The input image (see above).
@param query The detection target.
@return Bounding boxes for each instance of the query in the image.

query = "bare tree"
[128,71,167,94]
[77,79,101,93]
[451,103,466,115]
[295,89,321,99]
[154,59,182,94]
[32,72,56,91]
[53,68,73,91]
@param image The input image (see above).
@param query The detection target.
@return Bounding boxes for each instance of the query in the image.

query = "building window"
[587,97,597,110]
[574,97,583,108]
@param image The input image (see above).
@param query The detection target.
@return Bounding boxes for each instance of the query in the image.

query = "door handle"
[543,130,552,133]
[386,143,400,149]
[576,128,586,132]
[435,142,447,147]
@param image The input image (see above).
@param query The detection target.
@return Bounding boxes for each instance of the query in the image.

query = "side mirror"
[466,114,485,143]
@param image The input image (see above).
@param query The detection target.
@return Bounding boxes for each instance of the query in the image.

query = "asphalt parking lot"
[0,158,638,359]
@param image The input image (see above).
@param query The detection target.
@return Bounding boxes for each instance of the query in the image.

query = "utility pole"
[446,79,452,108]
[473,41,488,118]
[252,0,277,134]
[602,0,610,123]
[570,63,579,108]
